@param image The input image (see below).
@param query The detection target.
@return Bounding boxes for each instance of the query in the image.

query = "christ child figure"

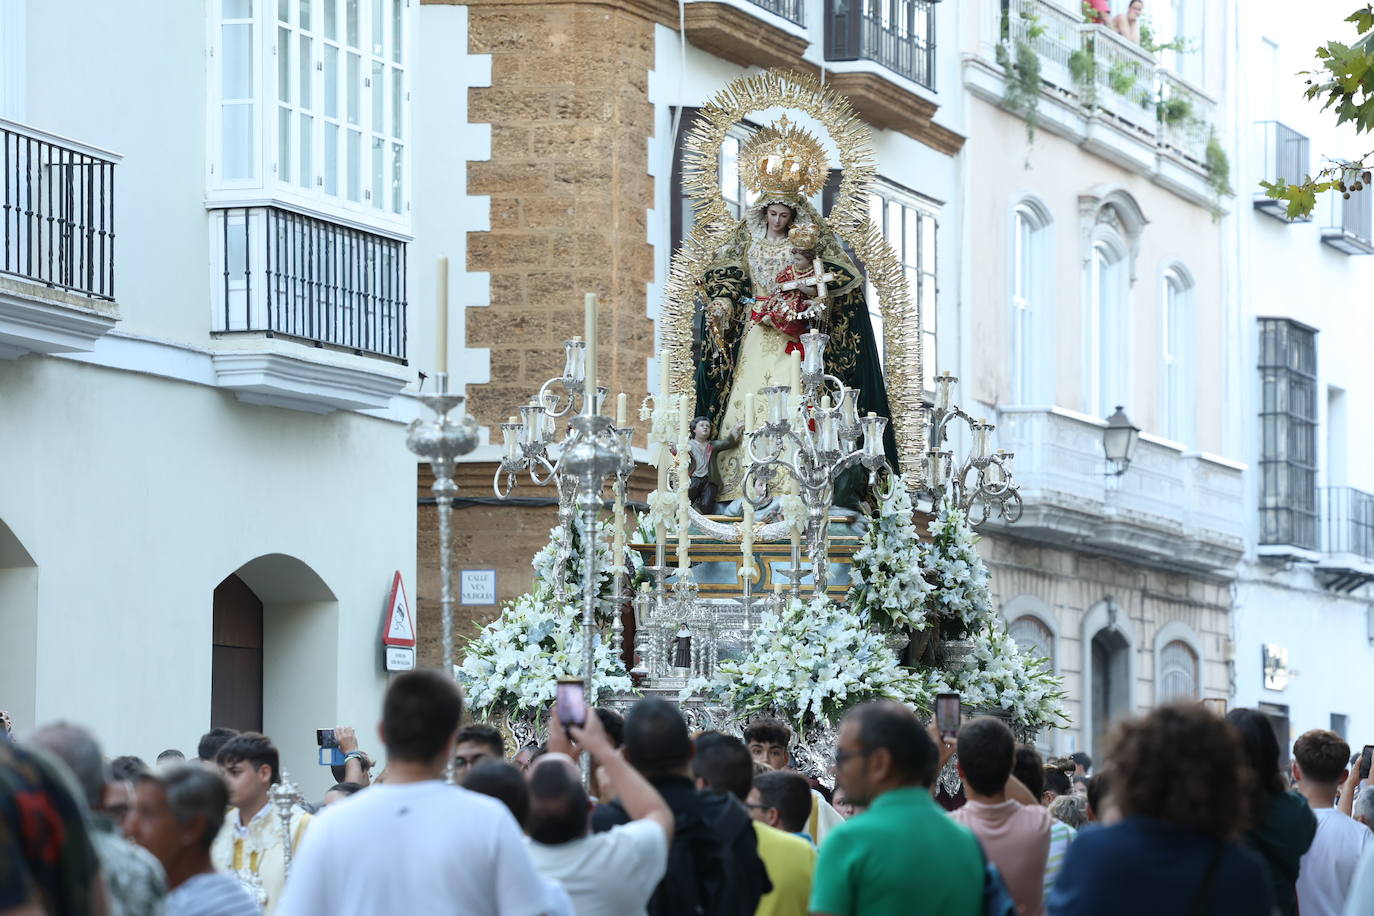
[679,416,744,514]
[754,247,820,341]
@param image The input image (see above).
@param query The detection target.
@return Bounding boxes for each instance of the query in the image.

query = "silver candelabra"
[923,371,1021,524]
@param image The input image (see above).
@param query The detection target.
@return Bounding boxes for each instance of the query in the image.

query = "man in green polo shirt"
[809,701,983,916]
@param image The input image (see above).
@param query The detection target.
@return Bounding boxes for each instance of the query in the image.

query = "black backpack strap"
[1187,843,1226,916]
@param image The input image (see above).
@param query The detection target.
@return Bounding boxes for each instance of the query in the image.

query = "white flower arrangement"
[715,593,914,733]
[847,476,932,631]
[921,502,993,641]
[456,592,633,718]
[918,618,1068,731]
[456,511,639,720]
[780,492,807,534]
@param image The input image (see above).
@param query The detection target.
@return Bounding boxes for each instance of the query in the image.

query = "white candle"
[616,392,628,427]
[789,349,801,396]
[677,395,691,572]
[744,392,756,433]
[661,356,672,401]
[613,493,627,568]
[584,293,598,412]
[435,257,449,376]
[741,500,755,580]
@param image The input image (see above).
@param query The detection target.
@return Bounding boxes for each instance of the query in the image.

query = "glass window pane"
[347,53,360,124]
[278,0,290,21]
[372,61,384,131]
[887,200,902,247]
[222,103,254,179]
[301,0,312,29]
[324,45,338,116]
[392,68,403,137]
[720,138,739,206]
[222,23,254,99]
[347,129,361,200]
[372,0,384,55]
[392,141,403,212]
[300,36,313,110]
[904,209,918,266]
[868,193,882,230]
[299,113,313,187]
[347,0,359,46]
[226,0,253,18]
[922,213,936,271]
[325,0,337,37]
[923,274,937,333]
[325,122,339,194]
[278,106,292,182]
[278,27,292,103]
[372,135,384,207]
[392,0,402,62]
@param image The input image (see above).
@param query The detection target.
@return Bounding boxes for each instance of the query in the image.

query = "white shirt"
[1344,841,1374,916]
[276,781,546,916]
[526,820,669,916]
[1297,807,1371,916]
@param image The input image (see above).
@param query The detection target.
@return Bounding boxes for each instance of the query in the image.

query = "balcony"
[0,119,120,359]
[986,406,1246,574]
[209,206,410,413]
[750,0,804,25]
[967,0,1222,207]
[825,0,936,90]
[1253,122,1312,223]
[1320,187,1374,255]
[1317,486,1374,591]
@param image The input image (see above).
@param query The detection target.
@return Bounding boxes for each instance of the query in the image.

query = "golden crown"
[787,225,820,249]
[739,117,828,201]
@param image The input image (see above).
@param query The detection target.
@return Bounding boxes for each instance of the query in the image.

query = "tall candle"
[677,394,691,572]
[661,355,672,401]
[789,349,801,396]
[584,293,598,412]
[741,500,755,581]
[435,257,449,376]
[744,392,756,433]
[616,392,628,426]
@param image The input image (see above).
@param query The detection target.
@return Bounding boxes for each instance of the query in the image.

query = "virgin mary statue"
[692,124,897,509]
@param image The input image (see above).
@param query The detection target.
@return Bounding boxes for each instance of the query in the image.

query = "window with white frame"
[213,0,409,219]
[1158,639,1199,702]
[868,181,937,390]
[1011,201,1051,404]
[1161,267,1194,443]
[1008,615,1055,668]
[1087,237,1129,418]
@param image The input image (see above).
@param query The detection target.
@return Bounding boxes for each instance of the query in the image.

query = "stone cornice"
[824,71,965,154]
[681,3,818,76]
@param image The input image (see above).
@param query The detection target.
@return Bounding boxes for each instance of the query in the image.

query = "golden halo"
[738,121,829,201]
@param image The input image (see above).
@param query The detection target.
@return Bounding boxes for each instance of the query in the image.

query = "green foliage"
[1206,133,1234,218]
[1268,6,1374,217]
[1158,96,1194,125]
[1139,20,1192,55]
[1068,47,1097,101]
[1108,59,1139,96]
[996,34,1043,145]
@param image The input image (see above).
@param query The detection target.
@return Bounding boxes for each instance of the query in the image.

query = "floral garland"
[714,593,915,733]
[847,476,932,630]
[921,502,993,641]
[916,618,1068,732]
[456,513,638,719]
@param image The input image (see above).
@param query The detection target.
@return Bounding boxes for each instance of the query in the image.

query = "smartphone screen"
[317,729,337,748]
[556,679,587,728]
[936,693,961,740]
[1361,745,1373,780]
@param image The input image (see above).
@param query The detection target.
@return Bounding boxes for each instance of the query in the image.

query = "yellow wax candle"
[584,293,598,412]
[435,257,449,376]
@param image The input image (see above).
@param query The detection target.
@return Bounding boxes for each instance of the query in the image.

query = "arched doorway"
[1090,627,1131,751]
[0,519,38,734]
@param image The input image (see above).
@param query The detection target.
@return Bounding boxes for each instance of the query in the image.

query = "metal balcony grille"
[0,121,116,299]
[825,0,935,90]
[748,0,804,25]
[1321,486,1374,562]
[1254,121,1311,222]
[1321,188,1374,255]
[215,207,407,361]
[1258,318,1318,551]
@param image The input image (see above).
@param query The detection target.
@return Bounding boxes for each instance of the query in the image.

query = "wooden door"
[211,573,263,733]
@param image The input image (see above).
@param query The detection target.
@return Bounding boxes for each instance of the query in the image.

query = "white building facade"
[1225,0,1374,756]
[1,0,420,794]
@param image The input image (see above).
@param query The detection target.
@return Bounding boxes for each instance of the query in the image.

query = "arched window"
[1161,267,1194,444]
[1088,236,1128,418]
[1011,201,1052,404]
[1158,639,1200,702]
[1008,615,1055,668]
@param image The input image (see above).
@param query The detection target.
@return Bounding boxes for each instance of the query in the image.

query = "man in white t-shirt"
[525,706,673,916]
[1294,729,1372,916]
[276,670,548,916]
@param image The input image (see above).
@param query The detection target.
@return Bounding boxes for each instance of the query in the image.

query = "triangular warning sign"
[382,571,415,647]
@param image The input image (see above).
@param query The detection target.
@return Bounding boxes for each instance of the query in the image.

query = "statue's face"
[765,204,794,236]
[693,419,712,439]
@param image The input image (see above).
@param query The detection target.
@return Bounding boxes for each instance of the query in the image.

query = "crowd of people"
[3,672,1374,915]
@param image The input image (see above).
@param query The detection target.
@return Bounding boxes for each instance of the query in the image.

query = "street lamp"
[1102,406,1140,477]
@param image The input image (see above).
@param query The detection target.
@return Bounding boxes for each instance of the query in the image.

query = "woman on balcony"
[1111,0,1144,44]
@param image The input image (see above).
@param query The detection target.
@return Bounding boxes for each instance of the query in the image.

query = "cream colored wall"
[964,101,1226,455]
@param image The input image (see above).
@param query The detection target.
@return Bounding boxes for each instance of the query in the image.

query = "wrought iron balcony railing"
[1321,186,1374,255]
[825,0,936,90]
[1254,121,1312,222]
[1321,486,1374,562]
[1,120,116,300]
[213,207,407,361]
[749,0,804,25]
